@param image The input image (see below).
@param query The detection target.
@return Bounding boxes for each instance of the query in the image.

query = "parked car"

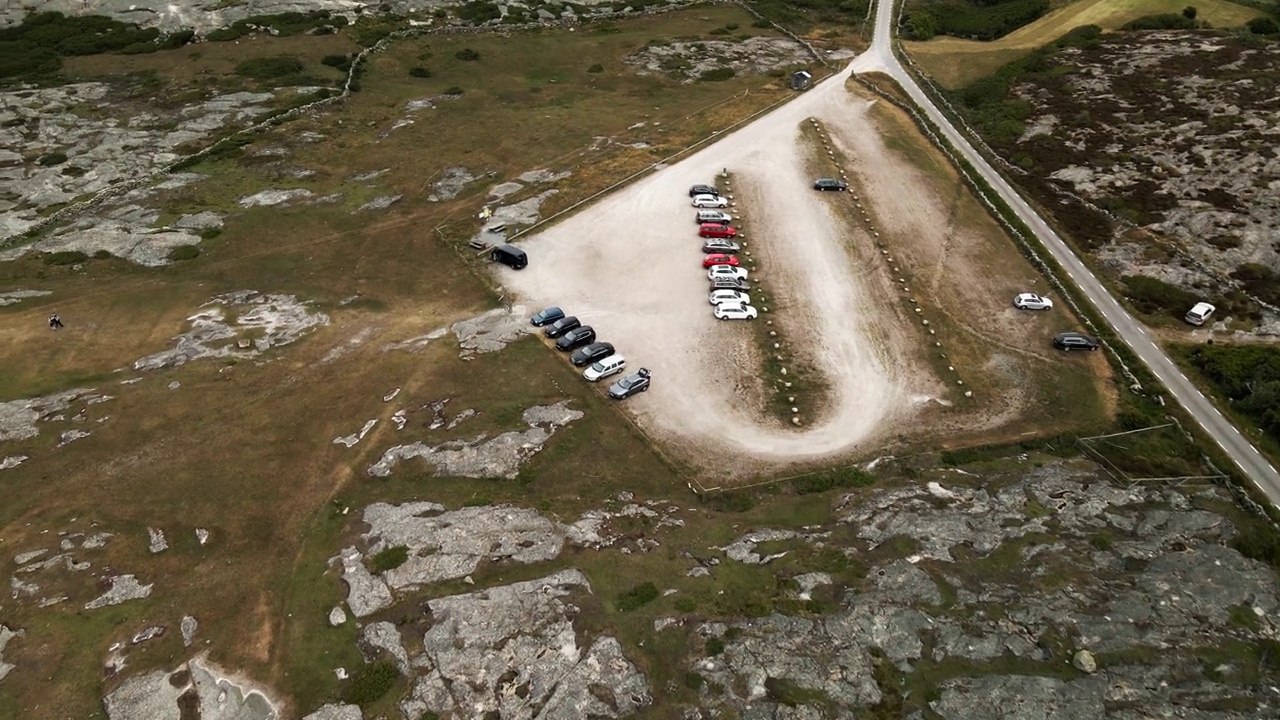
[530,306,565,327]
[692,194,730,209]
[710,276,752,292]
[714,302,758,321]
[696,210,733,225]
[1013,293,1053,311]
[703,254,740,268]
[707,265,748,281]
[709,289,750,306]
[1052,331,1099,352]
[543,316,580,338]
[1185,302,1216,326]
[556,326,596,351]
[570,342,615,367]
[813,178,847,191]
[584,354,627,382]
[702,239,740,254]
[688,184,719,197]
[699,223,737,239]
[490,244,528,269]
[608,368,651,399]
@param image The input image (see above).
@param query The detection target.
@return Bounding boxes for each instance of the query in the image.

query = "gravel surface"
[498,70,923,472]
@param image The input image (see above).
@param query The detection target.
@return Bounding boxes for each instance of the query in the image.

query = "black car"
[556,326,596,351]
[813,178,848,191]
[608,368,651,399]
[1053,331,1100,351]
[688,184,720,197]
[710,277,751,292]
[570,342,615,367]
[530,306,565,327]
[544,316,580,338]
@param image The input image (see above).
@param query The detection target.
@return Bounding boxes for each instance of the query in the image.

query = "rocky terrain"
[0,0,682,35]
[977,30,1280,332]
[626,36,813,82]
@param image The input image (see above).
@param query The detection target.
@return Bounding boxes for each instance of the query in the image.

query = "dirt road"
[497,66,946,474]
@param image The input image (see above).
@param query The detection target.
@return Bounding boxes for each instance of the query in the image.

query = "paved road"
[848,0,1280,504]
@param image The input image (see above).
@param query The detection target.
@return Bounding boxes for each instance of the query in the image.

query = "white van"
[584,354,626,382]
[1185,302,1215,326]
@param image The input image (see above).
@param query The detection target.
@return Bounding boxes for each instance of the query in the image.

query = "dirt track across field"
[497,67,950,475]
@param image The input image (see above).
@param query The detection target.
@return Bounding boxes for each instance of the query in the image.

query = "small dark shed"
[791,70,813,91]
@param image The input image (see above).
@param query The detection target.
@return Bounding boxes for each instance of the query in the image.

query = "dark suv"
[544,316,580,338]
[688,184,719,197]
[1053,331,1099,351]
[813,178,848,191]
[556,326,596,351]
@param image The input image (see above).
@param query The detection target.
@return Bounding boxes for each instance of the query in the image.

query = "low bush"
[456,1,502,24]
[234,56,305,81]
[698,67,735,82]
[1121,275,1200,319]
[1247,17,1279,35]
[167,245,200,261]
[455,48,481,61]
[587,63,604,73]
[443,86,464,96]
[904,0,1049,41]
[1180,343,1280,444]
[37,151,68,166]
[408,66,432,78]
[616,581,659,612]
[792,467,874,494]
[44,250,88,266]
[370,545,409,572]
[343,661,397,706]
[1122,13,1196,31]
[1232,523,1280,568]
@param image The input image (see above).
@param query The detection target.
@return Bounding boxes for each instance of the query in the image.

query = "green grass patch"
[1174,343,1280,448]
[342,661,398,706]
[42,250,88,266]
[905,0,1051,42]
[791,466,875,494]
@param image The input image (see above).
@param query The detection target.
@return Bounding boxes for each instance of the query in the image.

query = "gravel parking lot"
[497,67,941,474]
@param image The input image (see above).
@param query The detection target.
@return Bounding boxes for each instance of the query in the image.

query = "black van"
[490,244,528,270]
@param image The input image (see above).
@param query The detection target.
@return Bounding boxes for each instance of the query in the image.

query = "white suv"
[709,289,750,305]
[692,194,729,208]
[713,302,758,321]
[707,265,748,281]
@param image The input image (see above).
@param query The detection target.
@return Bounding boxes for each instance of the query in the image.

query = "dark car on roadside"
[556,326,596,351]
[813,178,847,191]
[544,316,580,338]
[609,368,651,399]
[530,306,565,327]
[570,342,615,367]
[710,277,751,292]
[1053,331,1100,352]
[688,184,719,197]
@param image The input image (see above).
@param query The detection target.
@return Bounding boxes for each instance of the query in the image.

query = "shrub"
[698,67,735,82]
[167,245,200,261]
[455,48,481,61]
[37,151,68,166]
[587,63,604,73]
[322,53,351,68]
[343,661,398,706]
[408,66,431,78]
[705,637,725,656]
[708,27,730,35]
[1182,6,1197,20]
[615,581,658,612]
[198,227,222,240]
[1121,13,1195,31]
[1121,275,1199,319]
[684,672,705,690]
[44,250,88,266]
[160,30,196,49]
[1247,17,1279,35]
[234,56,304,80]
[792,467,874,495]
[443,86,464,96]
[456,1,502,24]
[371,545,409,572]
[92,250,113,259]
[1231,523,1280,568]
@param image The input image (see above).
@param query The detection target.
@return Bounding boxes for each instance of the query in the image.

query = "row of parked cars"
[689,184,758,321]
[1011,292,1101,351]
[530,306,652,399]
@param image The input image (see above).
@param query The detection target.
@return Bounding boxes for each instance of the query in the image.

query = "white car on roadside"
[583,354,626,382]
[707,265,748,281]
[692,194,729,209]
[709,289,750,306]
[713,302,758,321]
[1013,293,1053,311]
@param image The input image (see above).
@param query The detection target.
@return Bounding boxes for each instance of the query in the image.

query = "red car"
[699,223,738,239]
[703,254,741,268]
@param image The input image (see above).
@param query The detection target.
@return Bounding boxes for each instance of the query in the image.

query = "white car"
[1013,293,1053,311]
[709,289,750,306]
[584,354,626,382]
[713,302,758,321]
[692,194,729,209]
[696,210,733,224]
[707,265,748,281]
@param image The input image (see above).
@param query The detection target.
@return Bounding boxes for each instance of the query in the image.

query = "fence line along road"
[852,0,1280,507]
